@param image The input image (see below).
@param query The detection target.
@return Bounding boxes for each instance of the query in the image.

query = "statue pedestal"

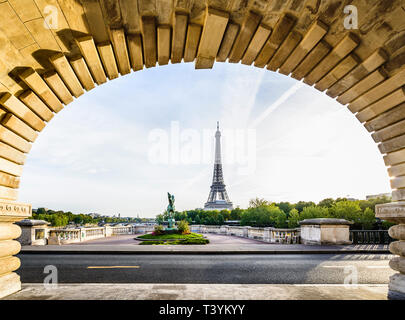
[0,200,31,298]
[376,202,405,300]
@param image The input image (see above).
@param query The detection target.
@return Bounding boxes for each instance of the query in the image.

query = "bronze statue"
[166,192,176,230]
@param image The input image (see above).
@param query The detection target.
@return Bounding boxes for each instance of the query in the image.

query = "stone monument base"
[299,218,352,245]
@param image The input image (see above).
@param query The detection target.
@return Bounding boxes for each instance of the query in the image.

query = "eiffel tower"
[204,122,233,211]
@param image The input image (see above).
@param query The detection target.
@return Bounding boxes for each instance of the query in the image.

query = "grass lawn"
[138,232,203,240]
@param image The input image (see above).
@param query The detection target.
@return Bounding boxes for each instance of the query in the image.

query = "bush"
[139,238,209,245]
[153,224,165,235]
[177,220,190,234]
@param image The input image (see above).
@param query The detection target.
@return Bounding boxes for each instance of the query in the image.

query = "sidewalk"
[20,243,390,254]
[3,283,388,300]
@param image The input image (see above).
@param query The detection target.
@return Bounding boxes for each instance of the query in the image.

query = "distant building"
[204,122,233,211]
[366,193,391,200]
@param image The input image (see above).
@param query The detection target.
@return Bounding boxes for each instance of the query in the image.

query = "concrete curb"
[19,249,391,255]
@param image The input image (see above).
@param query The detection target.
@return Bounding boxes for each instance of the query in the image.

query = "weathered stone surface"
[0,223,21,241]
[0,256,20,276]
[300,218,352,225]
[300,219,352,245]
[390,241,405,257]
[393,189,405,201]
[388,273,405,299]
[0,272,20,299]
[376,202,405,224]
[389,256,405,273]
[0,200,31,223]
[0,240,20,258]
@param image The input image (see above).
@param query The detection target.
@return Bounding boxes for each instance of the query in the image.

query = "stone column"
[376,202,405,300]
[0,200,31,298]
[243,226,249,238]
[263,228,271,242]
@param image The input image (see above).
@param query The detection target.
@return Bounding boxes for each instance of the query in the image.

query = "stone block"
[388,273,405,300]
[390,241,405,257]
[300,218,352,245]
[0,272,20,299]
[389,256,405,273]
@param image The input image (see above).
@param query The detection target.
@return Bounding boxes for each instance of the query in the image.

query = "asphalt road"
[17,253,395,284]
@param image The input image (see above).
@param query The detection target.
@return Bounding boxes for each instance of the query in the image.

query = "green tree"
[359,208,376,230]
[276,202,294,216]
[230,207,243,220]
[330,201,362,223]
[318,198,335,208]
[249,198,270,208]
[300,206,330,220]
[295,201,316,213]
[156,214,164,224]
[287,208,300,228]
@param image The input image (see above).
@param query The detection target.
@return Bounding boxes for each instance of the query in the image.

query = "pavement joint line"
[20,283,389,287]
[87,266,140,269]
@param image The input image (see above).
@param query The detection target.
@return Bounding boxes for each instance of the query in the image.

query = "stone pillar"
[0,200,31,298]
[376,202,405,300]
[299,218,352,245]
[243,226,249,238]
[263,227,271,242]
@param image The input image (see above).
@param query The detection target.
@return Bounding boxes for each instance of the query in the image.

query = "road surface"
[17,253,395,284]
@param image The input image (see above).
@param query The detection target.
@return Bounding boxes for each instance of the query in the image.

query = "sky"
[18,62,391,217]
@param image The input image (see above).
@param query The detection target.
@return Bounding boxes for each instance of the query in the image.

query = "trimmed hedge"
[139,238,209,245]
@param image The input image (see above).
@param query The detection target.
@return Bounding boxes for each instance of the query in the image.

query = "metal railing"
[350,230,393,244]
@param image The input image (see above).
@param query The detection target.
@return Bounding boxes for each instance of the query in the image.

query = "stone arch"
[0,0,404,299]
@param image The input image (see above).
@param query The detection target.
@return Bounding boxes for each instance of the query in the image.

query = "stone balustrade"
[190,225,300,244]
[47,225,136,245]
[133,225,155,234]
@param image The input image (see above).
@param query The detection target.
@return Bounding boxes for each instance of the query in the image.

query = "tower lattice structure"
[204,122,233,210]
